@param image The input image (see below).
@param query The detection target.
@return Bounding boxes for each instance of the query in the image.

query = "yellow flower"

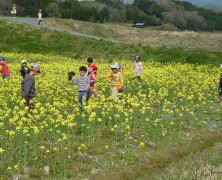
[126,125,130,130]
[139,142,145,147]
[97,118,102,122]
[7,167,12,171]
[14,164,19,170]
[0,148,5,153]
[40,146,45,150]
[53,147,58,151]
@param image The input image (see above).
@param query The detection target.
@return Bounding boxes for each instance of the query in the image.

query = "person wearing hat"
[20,60,30,78]
[38,9,42,25]
[0,56,10,80]
[100,63,124,99]
[21,63,41,107]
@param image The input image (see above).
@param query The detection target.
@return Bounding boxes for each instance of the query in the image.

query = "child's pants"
[86,91,93,102]
[111,87,119,99]
[78,91,87,106]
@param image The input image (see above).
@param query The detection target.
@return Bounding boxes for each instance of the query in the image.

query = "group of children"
[2,55,222,108]
[70,56,144,106]
[0,55,143,108]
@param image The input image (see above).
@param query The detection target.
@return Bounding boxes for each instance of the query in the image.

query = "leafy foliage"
[0,0,222,30]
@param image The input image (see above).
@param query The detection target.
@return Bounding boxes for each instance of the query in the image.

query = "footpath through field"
[0,17,119,43]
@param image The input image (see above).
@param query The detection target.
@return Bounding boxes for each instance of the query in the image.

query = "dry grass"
[44,18,222,51]
[94,131,222,179]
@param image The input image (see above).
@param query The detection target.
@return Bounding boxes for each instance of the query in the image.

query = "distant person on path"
[71,66,90,107]
[100,63,124,99]
[217,65,222,102]
[21,63,41,107]
[11,4,17,17]
[20,60,30,78]
[130,56,143,85]
[0,56,10,80]
[38,10,42,25]
[87,57,98,76]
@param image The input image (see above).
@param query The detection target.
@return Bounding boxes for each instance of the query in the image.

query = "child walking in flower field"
[101,63,124,99]
[86,73,98,103]
[133,55,143,82]
[20,60,30,78]
[21,63,41,107]
[71,66,90,106]
[117,64,125,93]
[87,57,98,77]
[0,56,10,80]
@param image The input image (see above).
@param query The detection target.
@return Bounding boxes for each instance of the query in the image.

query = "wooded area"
[1,0,222,31]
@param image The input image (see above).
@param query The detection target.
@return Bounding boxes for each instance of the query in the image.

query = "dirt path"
[0,17,118,43]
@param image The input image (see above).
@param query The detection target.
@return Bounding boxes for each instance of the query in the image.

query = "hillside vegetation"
[0,8,222,179]
[1,0,222,31]
[1,20,222,66]
[43,18,222,51]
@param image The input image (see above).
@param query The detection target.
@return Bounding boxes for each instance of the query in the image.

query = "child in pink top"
[133,55,143,82]
[87,73,98,103]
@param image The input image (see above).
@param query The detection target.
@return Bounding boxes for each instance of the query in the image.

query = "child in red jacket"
[0,56,10,80]
[87,57,98,76]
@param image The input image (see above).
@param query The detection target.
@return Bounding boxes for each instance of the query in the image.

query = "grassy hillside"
[43,18,222,51]
[0,19,222,179]
[1,20,222,66]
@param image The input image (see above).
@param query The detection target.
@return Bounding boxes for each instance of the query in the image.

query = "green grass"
[1,19,222,179]
[95,129,222,179]
[43,18,222,52]
[1,20,222,66]
[43,18,122,39]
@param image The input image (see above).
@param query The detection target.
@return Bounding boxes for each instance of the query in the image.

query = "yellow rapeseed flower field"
[0,52,221,177]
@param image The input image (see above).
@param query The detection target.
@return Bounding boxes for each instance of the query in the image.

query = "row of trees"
[0,0,222,31]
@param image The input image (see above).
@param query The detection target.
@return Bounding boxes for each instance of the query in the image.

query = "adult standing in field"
[0,56,10,80]
[21,63,41,107]
[11,4,17,17]
[38,10,42,25]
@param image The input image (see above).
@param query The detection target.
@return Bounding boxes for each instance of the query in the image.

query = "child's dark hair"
[79,66,87,72]
[87,57,93,63]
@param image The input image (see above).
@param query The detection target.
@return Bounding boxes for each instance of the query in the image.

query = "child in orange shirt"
[101,63,124,99]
